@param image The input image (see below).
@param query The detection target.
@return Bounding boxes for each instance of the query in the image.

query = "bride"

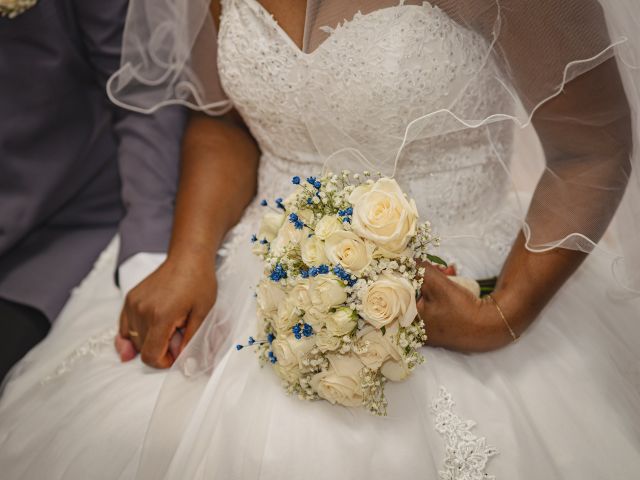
[1,0,640,478]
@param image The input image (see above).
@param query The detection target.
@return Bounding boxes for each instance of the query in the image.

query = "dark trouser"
[0,299,50,383]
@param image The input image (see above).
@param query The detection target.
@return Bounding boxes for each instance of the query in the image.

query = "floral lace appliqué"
[41,328,117,384]
[431,386,498,480]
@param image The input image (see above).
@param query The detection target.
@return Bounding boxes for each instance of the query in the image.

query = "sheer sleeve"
[107,0,230,114]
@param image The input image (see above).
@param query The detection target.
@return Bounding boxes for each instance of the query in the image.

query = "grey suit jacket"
[0,0,186,320]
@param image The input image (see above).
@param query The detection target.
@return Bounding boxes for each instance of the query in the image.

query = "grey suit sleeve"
[72,0,187,268]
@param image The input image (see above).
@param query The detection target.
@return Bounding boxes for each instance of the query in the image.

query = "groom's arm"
[71,0,187,292]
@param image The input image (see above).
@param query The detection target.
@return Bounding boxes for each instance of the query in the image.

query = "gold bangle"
[128,330,140,338]
[487,294,518,342]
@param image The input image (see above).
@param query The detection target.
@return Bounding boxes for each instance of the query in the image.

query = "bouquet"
[239,171,447,415]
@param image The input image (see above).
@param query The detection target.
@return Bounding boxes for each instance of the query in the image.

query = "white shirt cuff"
[118,252,167,297]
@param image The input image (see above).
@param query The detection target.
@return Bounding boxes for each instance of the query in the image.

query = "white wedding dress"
[1,1,640,478]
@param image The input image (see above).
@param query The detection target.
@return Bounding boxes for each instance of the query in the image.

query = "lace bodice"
[218,0,520,274]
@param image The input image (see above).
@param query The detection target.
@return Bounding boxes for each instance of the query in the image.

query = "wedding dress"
[1,1,640,479]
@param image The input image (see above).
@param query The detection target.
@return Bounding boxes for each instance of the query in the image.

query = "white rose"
[274,299,302,333]
[314,216,344,241]
[287,280,313,311]
[303,307,326,331]
[380,358,411,382]
[258,211,285,242]
[310,354,365,407]
[309,276,348,312]
[271,335,315,369]
[361,273,418,329]
[301,235,329,266]
[283,187,302,210]
[251,242,269,256]
[256,280,286,318]
[324,231,374,275]
[315,328,342,352]
[448,276,481,297]
[356,328,401,370]
[270,220,305,256]
[325,307,357,337]
[349,178,418,253]
[273,363,301,384]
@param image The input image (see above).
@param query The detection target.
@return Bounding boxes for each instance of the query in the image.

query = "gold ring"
[128,330,139,338]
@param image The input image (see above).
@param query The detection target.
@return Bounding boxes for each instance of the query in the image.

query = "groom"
[0,0,186,381]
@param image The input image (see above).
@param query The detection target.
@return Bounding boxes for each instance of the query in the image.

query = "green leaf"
[426,254,447,267]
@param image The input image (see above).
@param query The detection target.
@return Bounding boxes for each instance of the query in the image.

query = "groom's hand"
[118,255,217,368]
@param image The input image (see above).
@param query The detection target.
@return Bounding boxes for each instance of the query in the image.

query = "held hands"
[417,263,517,353]
[116,253,217,368]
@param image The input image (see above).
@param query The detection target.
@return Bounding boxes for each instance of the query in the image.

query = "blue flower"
[292,324,302,340]
[318,264,329,274]
[248,336,256,345]
[309,266,319,277]
[268,351,277,363]
[300,269,309,279]
[260,199,268,207]
[292,176,301,185]
[313,180,321,189]
[306,176,317,186]
[307,197,313,205]
[275,198,285,210]
[342,217,351,224]
[236,344,244,351]
[302,323,313,337]
[345,207,353,215]
[251,234,258,243]
[288,212,305,230]
[267,333,275,344]
[269,264,288,282]
[260,238,268,244]
[333,265,357,286]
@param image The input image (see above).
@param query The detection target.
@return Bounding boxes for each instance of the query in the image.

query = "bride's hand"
[118,250,217,368]
[418,263,514,353]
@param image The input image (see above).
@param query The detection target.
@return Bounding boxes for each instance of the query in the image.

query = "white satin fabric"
[1,1,640,479]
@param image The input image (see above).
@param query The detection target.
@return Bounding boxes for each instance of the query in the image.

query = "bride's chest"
[217,0,495,156]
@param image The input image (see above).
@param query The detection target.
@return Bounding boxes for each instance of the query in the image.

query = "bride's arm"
[422,57,632,352]
[119,111,259,368]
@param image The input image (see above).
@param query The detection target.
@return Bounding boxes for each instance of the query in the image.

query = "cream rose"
[310,354,365,407]
[380,358,411,381]
[274,299,302,333]
[301,235,329,266]
[349,178,418,253]
[314,215,344,241]
[270,221,305,256]
[270,209,313,256]
[315,328,342,352]
[256,280,286,318]
[273,363,301,384]
[360,273,417,329]
[325,307,358,337]
[357,328,401,370]
[309,276,348,312]
[287,281,313,311]
[303,308,326,331]
[258,211,285,242]
[271,335,315,369]
[324,231,374,275]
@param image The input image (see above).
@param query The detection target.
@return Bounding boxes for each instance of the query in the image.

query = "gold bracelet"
[487,294,518,342]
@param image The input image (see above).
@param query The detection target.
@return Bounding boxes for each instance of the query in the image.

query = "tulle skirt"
[1,226,640,479]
